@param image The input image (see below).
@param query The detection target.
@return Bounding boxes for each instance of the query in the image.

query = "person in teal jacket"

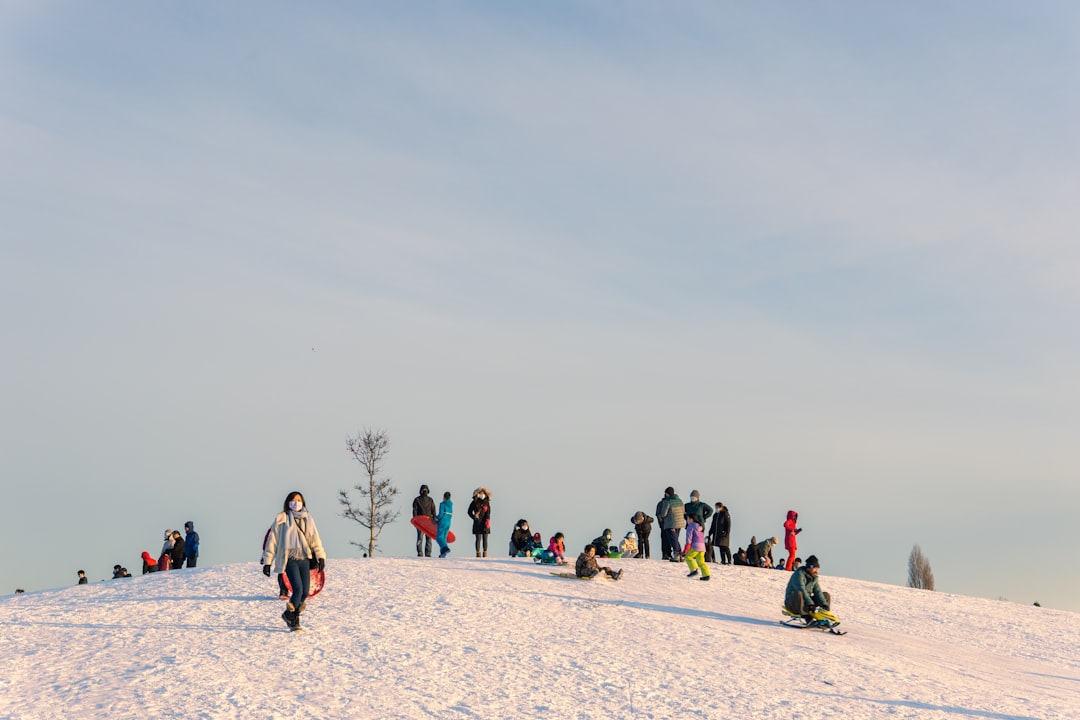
[436,491,453,558]
[784,555,830,620]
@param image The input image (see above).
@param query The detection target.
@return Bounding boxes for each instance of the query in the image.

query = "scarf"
[284,509,312,559]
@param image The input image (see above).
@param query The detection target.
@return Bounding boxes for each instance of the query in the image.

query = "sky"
[3,558,1078,718]
[2,2,1079,611]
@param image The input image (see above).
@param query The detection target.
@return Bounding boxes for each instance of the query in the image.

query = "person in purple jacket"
[682,513,711,581]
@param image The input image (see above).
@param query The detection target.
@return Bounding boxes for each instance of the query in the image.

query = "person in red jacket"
[783,510,802,571]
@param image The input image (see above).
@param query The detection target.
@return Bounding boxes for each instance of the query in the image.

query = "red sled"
[282,566,325,597]
[411,515,455,543]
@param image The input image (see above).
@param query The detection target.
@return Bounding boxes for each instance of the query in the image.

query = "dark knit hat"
[805,555,820,569]
[420,484,429,494]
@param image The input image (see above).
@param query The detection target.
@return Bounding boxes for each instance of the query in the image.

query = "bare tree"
[339,428,399,557]
[907,543,935,591]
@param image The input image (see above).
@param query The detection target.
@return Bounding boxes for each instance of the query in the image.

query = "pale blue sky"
[2,2,1078,610]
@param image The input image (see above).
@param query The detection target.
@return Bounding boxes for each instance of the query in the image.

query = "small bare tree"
[907,543,935,591]
[339,428,399,557]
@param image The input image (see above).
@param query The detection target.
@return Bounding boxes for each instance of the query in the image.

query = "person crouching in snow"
[262,491,326,631]
[140,551,158,574]
[619,531,638,558]
[784,554,830,621]
[682,515,711,581]
[575,545,622,580]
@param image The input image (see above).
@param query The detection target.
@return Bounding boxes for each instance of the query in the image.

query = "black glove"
[262,565,271,577]
[317,557,325,572]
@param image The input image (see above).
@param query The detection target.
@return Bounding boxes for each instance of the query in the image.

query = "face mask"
[289,500,303,512]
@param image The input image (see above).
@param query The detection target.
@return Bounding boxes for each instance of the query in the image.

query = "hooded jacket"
[510,521,533,553]
[784,510,801,551]
[412,488,436,519]
[467,488,491,535]
[590,531,613,556]
[183,522,200,559]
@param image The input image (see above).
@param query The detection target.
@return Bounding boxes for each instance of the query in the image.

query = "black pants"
[660,529,671,560]
[186,556,197,568]
[636,529,650,559]
[716,543,731,564]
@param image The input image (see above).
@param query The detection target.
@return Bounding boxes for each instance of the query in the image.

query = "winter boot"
[477,552,482,558]
[700,575,711,581]
[483,551,488,558]
[687,570,699,578]
[281,609,297,629]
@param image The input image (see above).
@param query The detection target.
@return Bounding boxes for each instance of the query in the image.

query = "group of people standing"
[630,488,733,566]
[148,522,199,572]
[411,485,487,559]
[628,489,807,575]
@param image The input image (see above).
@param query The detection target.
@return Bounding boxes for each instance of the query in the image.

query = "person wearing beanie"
[658,488,686,562]
[686,492,712,561]
[183,521,200,568]
[590,528,614,557]
[784,554,830,621]
[754,536,778,568]
[630,510,653,559]
[158,530,174,571]
[412,484,437,557]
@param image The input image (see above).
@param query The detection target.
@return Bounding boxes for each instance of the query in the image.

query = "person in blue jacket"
[436,491,453,558]
[183,521,200,568]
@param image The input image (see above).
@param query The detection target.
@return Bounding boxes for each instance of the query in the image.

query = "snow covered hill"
[3,557,1077,719]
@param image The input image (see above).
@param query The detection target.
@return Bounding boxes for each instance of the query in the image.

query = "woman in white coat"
[262,491,326,630]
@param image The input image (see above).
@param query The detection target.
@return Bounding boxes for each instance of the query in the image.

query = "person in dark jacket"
[467,487,492,557]
[77,570,88,585]
[590,528,614,556]
[575,545,622,580]
[655,495,671,560]
[631,511,653,559]
[684,490,712,537]
[183,521,200,568]
[658,487,686,562]
[732,547,749,566]
[412,485,437,557]
[510,519,533,557]
[708,502,731,565]
[169,530,185,570]
[746,536,760,567]
[784,554,830,620]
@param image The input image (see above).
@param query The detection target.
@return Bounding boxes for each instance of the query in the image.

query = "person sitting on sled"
[575,544,622,580]
[784,554,830,621]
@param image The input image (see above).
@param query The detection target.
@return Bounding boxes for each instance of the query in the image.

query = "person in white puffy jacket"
[262,491,326,631]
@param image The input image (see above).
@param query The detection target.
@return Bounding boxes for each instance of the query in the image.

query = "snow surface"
[3,557,1077,719]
